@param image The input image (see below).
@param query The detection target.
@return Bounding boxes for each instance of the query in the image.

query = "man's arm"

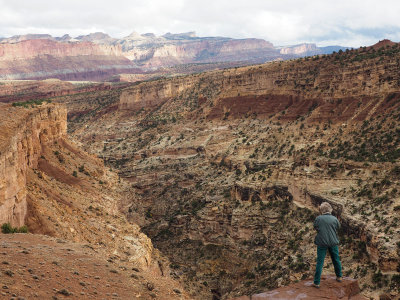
[336,217,340,230]
[314,217,319,231]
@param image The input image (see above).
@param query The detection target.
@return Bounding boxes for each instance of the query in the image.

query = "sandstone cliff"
[0,103,66,226]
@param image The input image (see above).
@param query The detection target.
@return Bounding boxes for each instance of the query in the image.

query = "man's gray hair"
[320,202,333,214]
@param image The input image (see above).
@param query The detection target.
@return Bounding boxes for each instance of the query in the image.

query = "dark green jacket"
[314,213,340,247]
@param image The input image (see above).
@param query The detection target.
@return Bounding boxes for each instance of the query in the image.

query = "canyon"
[0,40,399,299]
[62,41,400,299]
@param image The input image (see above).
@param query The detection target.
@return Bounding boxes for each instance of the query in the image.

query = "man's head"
[320,202,333,214]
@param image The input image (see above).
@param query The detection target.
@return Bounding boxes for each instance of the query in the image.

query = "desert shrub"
[18,225,28,233]
[12,99,51,108]
[1,223,14,233]
[1,223,28,234]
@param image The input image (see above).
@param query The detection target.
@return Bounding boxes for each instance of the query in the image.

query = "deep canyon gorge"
[0,39,399,299]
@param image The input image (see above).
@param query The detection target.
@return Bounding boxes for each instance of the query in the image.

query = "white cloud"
[0,0,400,47]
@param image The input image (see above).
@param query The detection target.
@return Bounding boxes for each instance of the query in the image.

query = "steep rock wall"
[0,104,67,226]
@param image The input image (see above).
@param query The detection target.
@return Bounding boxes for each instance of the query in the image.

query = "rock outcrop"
[0,103,66,226]
[280,43,321,55]
[0,79,128,104]
[230,276,367,300]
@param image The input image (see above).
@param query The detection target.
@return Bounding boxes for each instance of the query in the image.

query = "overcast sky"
[1,0,400,47]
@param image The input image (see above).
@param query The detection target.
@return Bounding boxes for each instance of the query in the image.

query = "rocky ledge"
[230,276,367,300]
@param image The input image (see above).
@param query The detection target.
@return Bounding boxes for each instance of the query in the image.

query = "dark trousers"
[313,245,342,285]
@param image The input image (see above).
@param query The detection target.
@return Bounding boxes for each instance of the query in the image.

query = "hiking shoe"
[336,277,342,283]
[312,283,320,288]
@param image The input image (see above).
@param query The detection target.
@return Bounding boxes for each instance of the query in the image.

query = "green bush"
[1,223,14,233]
[18,225,28,233]
[1,223,29,234]
[12,99,52,108]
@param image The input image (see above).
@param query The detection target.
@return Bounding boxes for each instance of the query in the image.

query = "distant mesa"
[279,43,349,56]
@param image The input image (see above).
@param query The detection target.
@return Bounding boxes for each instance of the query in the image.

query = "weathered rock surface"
[0,79,129,104]
[230,276,367,300]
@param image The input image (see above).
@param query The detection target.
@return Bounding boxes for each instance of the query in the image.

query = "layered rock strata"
[120,44,400,120]
[0,39,139,81]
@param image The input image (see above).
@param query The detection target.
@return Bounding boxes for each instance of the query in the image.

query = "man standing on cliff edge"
[313,202,342,288]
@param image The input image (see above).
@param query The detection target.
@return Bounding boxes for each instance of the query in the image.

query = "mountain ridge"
[0,31,349,81]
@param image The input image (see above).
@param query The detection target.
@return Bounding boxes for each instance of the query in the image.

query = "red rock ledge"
[230,275,368,300]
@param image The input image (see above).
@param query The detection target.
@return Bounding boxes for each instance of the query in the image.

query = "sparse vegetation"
[12,99,52,108]
[1,223,28,234]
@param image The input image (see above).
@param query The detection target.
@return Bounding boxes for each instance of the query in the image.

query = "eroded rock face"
[0,103,66,226]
